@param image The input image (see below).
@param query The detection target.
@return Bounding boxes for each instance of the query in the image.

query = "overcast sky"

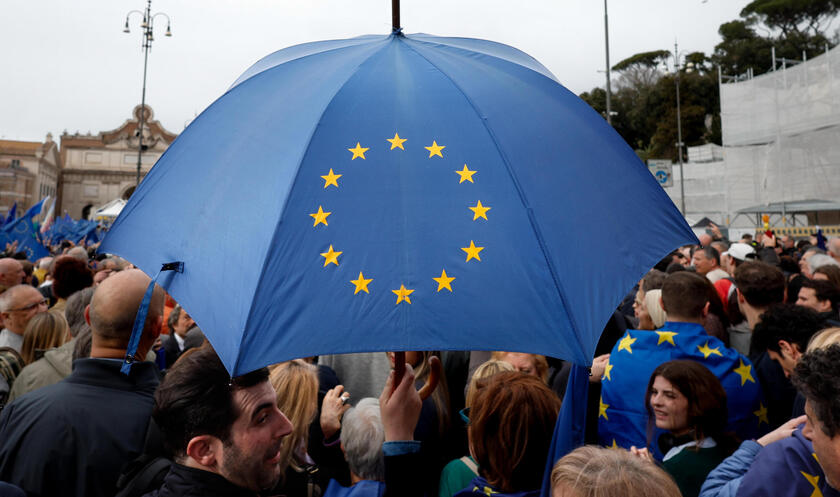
[0,0,750,142]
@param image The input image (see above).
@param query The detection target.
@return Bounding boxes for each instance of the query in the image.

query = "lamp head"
[123,19,130,33]
[165,24,172,37]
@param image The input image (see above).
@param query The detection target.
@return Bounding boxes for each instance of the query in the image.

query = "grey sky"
[0,0,749,141]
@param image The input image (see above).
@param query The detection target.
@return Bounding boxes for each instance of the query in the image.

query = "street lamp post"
[604,0,612,125]
[123,0,171,187]
[672,42,691,216]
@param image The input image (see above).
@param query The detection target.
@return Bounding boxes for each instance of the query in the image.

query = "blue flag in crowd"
[3,203,16,227]
[3,216,49,261]
[816,227,827,251]
[598,321,764,459]
[737,426,840,497]
[22,197,47,220]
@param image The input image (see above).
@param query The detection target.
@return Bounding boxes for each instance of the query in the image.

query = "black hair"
[733,261,785,308]
[751,304,826,354]
[152,345,269,458]
[792,345,840,438]
[800,279,840,312]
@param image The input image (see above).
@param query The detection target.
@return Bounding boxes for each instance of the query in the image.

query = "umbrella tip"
[391,27,404,37]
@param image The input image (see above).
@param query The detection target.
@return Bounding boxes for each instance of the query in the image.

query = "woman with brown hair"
[632,360,736,497]
[456,371,561,497]
[551,445,681,497]
[20,311,69,365]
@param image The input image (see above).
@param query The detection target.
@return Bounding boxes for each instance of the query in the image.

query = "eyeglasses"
[7,299,49,313]
[459,407,470,425]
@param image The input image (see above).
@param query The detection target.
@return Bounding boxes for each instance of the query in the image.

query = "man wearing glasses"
[0,285,49,352]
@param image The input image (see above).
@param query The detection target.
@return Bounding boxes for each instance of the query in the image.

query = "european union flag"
[3,217,49,261]
[598,322,764,459]
[3,203,16,228]
[21,197,46,220]
[737,426,839,497]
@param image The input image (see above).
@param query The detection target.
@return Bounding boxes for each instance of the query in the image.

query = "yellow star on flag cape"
[350,272,372,295]
[697,341,723,358]
[754,403,769,425]
[433,269,455,292]
[617,332,636,354]
[469,201,491,221]
[392,284,414,304]
[656,331,678,346]
[321,169,341,188]
[348,142,369,160]
[599,396,609,420]
[320,245,342,267]
[608,439,619,450]
[387,133,406,150]
[425,140,445,158]
[462,240,484,262]
[734,359,756,386]
[603,361,613,381]
[310,206,331,227]
[800,471,822,497]
[455,164,477,184]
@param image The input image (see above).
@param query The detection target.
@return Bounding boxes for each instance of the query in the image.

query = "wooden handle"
[417,355,441,401]
[392,352,441,401]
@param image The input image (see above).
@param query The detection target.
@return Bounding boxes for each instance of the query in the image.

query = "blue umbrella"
[101,30,695,376]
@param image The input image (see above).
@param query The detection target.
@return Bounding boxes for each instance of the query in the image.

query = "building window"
[10,159,20,168]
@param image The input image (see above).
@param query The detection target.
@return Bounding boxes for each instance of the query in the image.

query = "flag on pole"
[40,198,55,235]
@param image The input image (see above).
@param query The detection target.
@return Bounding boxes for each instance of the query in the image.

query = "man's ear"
[702,301,710,317]
[84,304,91,326]
[186,435,220,468]
[778,340,793,355]
[659,296,667,314]
[737,288,745,304]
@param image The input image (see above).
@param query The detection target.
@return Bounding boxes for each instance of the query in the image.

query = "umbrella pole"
[391,0,400,32]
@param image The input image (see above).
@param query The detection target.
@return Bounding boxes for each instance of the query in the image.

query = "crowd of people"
[0,229,838,497]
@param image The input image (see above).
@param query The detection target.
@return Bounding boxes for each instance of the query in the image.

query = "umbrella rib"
[400,39,588,359]
[231,38,393,376]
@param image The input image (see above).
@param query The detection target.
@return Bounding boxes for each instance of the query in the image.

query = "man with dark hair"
[693,246,729,283]
[733,261,786,334]
[751,305,826,378]
[146,346,424,496]
[791,345,840,489]
[50,255,93,313]
[797,279,840,323]
[598,272,762,455]
[0,269,164,497]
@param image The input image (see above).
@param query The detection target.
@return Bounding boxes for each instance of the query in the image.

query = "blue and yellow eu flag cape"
[738,426,840,497]
[598,321,764,458]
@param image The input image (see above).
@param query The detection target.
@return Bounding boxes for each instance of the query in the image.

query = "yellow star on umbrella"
[433,269,455,292]
[350,272,372,295]
[425,140,445,158]
[392,284,414,304]
[387,132,406,150]
[320,245,342,267]
[656,331,678,346]
[617,332,636,354]
[734,359,756,385]
[599,396,609,420]
[321,169,342,188]
[754,403,769,425]
[348,142,369,160]
[608,439,619,450]
[310,206,331,227]
[455,164,476,184]
[469,200,491,221]
[697,341,723,359]
[461,240,484,262]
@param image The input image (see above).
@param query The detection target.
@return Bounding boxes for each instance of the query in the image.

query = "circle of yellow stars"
[309,133,491,305]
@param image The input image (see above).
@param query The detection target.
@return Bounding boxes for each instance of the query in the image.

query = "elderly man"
[0,269,164,497]
[0,285,49,351]
[0,258,24,293]
[324,398,386,497]
[829,237,840,264]
[692,246,729,283]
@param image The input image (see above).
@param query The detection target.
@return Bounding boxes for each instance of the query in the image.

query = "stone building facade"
[0,135,60,217]
[59,105,176,219]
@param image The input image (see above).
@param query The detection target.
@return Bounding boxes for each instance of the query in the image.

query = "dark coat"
[161,334,182,370]
[141,464,255,497]
[0,359,160,497]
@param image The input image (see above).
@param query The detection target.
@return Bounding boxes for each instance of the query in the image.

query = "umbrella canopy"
[101,32,695,375]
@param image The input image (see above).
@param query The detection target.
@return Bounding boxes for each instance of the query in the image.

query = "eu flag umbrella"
[100,31,695,376]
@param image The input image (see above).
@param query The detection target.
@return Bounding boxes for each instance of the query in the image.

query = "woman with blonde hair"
[20,311,69,365]
[551,445,680,497]
[491,351,549,383]
[269,359,349,496]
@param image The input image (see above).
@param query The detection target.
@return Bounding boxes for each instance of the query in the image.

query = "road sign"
[647,160,673,187]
